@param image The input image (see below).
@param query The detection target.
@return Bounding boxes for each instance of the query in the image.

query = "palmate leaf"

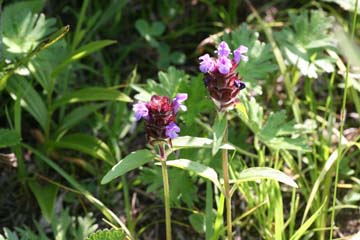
[222,23,277,82]
[133,66,189,101]
[237,97,310,152]
[275,10,336,78]
[0,0,56,55]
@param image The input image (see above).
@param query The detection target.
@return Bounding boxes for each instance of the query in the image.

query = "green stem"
[329,0,358,238]
[222,115,232,239]
[159,144,172,240]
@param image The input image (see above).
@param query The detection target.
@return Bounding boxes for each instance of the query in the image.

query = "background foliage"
[0,0,359,239]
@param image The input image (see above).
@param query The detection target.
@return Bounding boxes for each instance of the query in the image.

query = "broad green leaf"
[85,229,125,240]
[101,150,155,184]
[212,112,227,156]
[0,129,21,148]
[171,136,235,151]
[51,133,115,165]
[52,40,116,77]
[28,179,58,223]
[291,202,325,240]
[7,76,48,130]
[52,87,132,109]
[234,167,298,188]
[163,159,221,189]
[1,1,55,54]
[55,103,106,138]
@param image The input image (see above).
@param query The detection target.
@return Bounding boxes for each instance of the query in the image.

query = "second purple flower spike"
[199,41,248,111]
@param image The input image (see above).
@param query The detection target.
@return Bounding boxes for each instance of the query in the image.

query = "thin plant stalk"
[329,0,358,238]
[159,144,172,240]
[222,115,232,239]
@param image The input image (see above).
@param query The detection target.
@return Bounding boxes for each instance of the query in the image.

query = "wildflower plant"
[102,93,187,240]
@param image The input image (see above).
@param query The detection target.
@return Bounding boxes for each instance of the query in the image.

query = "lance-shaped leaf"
[161,159,221,189]
[51,133,115,165]
[212,112,227,156]
[102,150,155,184]
[231,167,298,194]
[52,87,132,110]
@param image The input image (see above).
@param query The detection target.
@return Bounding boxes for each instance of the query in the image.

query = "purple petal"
[234,45,249,63]
[133,102,149,121]
[217,56,232,75]
[173,93,188,113]
[199,54,215,73]
[217,41,231,57]
[165,122,180,139]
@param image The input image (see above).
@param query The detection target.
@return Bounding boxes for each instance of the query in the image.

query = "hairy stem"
[222,116,232,239]
[159,144,172,240]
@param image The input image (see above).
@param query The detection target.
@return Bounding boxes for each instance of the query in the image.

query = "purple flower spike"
[199,54,215,73]
[173,93,188,113]
[217,41,231,57]
[133,102,149,121]
[217,56,232,75]
[165,122,180,139]
[234,45,249,63]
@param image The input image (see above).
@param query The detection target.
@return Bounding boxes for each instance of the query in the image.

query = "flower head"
[133,94,187,144]
[199,54,216,73]
[198,41,248,111]
[217,41,231,57]
[133,102,149,121]
[234,45,248,63]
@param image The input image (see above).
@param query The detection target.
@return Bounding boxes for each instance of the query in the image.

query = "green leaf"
[85,229,125,240]
[189,213,205,234]
[222,23,277,82]
[259,111,311,151]
[73,213,98,240]
[55,103,106,138]
[133,66,189,101]
[171,136,235,151]
[7,76,48,130]
[52,40,116,77]
[1,1,55,54]
[52,87,132,109]
[51,133,115,165]
[290,202,325,240]
[28,179,58,223]
[275,10,336,78]
[0,129,21,148]
[22,144,133,238]
[234,167,298,188]
[212,112,227,156]
[101,150,155,184]
[163,159,221,189]
[236,97,263,133]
